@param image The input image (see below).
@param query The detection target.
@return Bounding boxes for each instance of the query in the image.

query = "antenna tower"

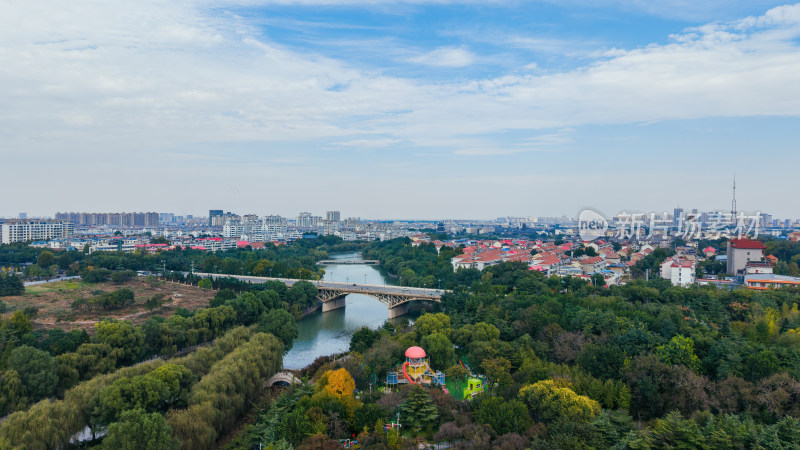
[731,174,737,222]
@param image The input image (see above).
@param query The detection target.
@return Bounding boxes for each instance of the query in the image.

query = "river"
[283,252,409,370]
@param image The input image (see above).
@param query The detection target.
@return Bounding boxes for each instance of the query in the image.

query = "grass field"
[2,278,216,331]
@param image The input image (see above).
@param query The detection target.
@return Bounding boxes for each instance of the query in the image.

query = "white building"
[223,219,243,238]
[1,220,74,244]
[660,257,696,287]
[322,220,339,236]
[263,215,288,238]
[296,212,320,229]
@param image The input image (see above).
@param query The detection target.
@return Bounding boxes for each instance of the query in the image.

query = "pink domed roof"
[405,346,426,359]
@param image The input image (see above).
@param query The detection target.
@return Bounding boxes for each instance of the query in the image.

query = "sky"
[1,0,799,220]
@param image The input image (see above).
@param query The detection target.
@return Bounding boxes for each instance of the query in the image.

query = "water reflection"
[283,252,405,370]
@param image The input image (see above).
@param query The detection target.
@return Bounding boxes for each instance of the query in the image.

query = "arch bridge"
[193,273,446,318]
[265,371,301,388]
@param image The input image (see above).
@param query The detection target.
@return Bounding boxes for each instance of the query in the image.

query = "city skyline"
[2,1,799,219]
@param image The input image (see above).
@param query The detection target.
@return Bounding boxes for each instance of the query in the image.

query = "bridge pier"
[388,302,409,318]
[322,297,346,312]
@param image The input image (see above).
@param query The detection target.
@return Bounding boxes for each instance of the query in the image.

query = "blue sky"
[1,1,799,220]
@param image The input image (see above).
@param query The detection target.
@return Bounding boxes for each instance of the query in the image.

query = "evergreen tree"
[399,385,439,430]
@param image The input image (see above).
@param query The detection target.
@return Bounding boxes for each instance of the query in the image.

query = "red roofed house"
[660,257,696,287]
[579,256,606,275]
[727,238,766,276]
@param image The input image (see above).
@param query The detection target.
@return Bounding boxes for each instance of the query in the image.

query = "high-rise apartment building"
[209,210,223,226]
[296,212,320,229]
[322,220,339,236]
[264,215,288,236]
[55,212,159,227]
[326,211,341,222]
[1,220,74,244]
[673,208,684,228]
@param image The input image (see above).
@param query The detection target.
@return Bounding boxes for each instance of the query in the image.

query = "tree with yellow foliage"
[519,379,601,423]
[320,368,355,399]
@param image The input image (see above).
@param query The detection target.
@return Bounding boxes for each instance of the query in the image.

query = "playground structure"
[386,346,446,387]
[447,358,484,400]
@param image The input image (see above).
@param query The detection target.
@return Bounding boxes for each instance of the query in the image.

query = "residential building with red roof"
[726,238,766,276]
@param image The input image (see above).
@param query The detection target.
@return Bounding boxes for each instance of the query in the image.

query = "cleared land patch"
[1,278,216,331]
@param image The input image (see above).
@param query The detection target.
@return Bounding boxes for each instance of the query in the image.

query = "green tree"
[95,320,144,365]
[258,309,299,352]
[93,364,193,425]
[36,251,55,269]
[474,396,531,435]
[102,409,180,450]
[399,385,439,430]
[414,313,451,337]
[350,326,381,354]
[420,332,456,370]
[7,345,58,402]
[0,369,25,415]
[198,278,213,290]
[656,335,701,373]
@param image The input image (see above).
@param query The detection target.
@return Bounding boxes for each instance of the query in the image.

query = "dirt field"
[1,278,216,331]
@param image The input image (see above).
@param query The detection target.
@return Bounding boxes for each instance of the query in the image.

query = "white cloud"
[334,138,402,147]
[1,1,800,216]
[407,46,476,67]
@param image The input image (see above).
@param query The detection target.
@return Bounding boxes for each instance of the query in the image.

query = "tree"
[93,364,193,425]
[399,385,439,430]
[0,274,24,296]
[95,320,144,365]
[7,345,58,402]
[474,396,531,435]
[445,363,469,382]
[198,278,213,290]
[36,251,55,269]
[363,335,403,378]
[0,369,24,415]
[321,368,355,399]
[420,332,456,370]
[110,270,136,284]
[258,309,299,352]
[102,409,180,450]
[656,335,701,373]
[519,379,601,423]
[414,313,451,337]
[350,326,381,354]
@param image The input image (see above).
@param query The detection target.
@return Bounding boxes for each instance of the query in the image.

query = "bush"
[81,268,111,283]
[110,270,136,285]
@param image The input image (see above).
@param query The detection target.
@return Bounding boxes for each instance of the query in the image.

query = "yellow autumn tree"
[519,379,601,423]
[321,368,355,399]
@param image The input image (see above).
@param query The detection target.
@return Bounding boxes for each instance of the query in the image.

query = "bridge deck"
[316,259,380,265]
[193,272,446,299]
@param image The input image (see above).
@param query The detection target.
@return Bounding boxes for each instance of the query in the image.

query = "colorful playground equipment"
[451,358,484,400]
[462,377,484,399]
[386,346,446,387]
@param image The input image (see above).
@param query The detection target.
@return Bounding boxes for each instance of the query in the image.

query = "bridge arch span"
[265,371,301,388]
